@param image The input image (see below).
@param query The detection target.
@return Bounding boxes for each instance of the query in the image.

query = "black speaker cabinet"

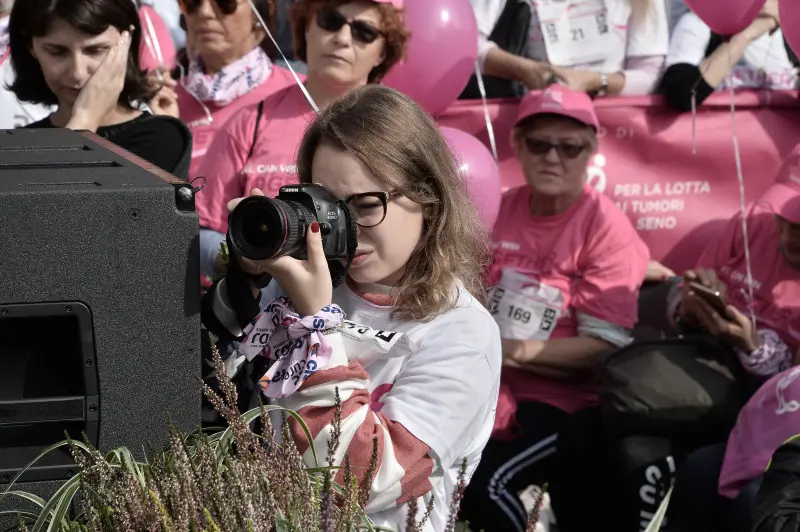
[0,128,200,521]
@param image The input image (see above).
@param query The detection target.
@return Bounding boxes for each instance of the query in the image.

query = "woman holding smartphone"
[666,147,800,532]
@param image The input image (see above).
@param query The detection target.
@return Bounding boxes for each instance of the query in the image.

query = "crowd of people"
[2,0,800,531]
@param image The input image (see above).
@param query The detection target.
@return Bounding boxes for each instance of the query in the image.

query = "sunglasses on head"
[316,8,383,44]
[523,138,587,160]
[180,0,243,15]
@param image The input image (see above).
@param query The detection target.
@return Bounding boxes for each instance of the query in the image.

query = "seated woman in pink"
[459,84,650,532]
[665,151,800,375]
[165,0,297,179]
[667,147,800,532]
[195,0,408,277]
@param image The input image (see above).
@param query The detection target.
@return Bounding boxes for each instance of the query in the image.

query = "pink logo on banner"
[439,91,800,274]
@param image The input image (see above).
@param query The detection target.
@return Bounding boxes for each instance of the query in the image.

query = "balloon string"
[247,0,319,114]
[690,89,697,155]
[727,46,757,327]
[142,9,164,67]
[474,61,499,162]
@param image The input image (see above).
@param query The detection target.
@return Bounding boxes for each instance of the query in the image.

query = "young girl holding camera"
[202,84,501,531]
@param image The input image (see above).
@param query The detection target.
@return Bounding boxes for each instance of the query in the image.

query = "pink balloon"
[440,127,502,230]
[685,0,765,35]
[780,0,800,59]
[383,0,477,116]
[138,5,177,72]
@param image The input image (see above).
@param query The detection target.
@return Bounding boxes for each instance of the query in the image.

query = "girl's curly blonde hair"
[296,85,491,322]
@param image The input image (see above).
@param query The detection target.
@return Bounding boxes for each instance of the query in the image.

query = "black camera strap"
[224,232,271,331]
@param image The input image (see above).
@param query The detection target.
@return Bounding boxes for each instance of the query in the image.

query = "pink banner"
[439,91,800,274]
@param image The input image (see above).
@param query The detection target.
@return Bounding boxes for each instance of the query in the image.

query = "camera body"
[227,184,358,287]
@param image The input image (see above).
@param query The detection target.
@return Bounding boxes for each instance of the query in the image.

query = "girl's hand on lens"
[231,188,334,316]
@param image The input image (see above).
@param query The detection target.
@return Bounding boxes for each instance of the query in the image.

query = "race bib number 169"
[489,270,564,341]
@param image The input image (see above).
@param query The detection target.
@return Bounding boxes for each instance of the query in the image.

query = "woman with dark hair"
[165,0,297,180]
[8,0,190,177]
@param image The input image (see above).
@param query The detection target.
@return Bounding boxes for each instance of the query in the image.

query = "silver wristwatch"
[597,73,609,96]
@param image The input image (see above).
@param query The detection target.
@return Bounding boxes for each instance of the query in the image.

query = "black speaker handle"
[0,397,87,426]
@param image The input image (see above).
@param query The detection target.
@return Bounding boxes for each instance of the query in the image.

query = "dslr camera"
[227,184,358,287]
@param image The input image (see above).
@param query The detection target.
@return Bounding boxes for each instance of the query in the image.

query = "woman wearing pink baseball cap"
[460,83,650,532]
[195,0,409,278]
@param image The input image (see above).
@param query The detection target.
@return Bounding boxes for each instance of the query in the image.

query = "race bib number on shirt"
[535,0,612,66]
[489,269,565,341]
[341,320,407,351]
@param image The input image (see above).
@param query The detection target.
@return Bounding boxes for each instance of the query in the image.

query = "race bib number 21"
[535,0,612,66]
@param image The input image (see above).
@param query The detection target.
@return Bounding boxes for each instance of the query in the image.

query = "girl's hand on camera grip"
[231,188,333,317]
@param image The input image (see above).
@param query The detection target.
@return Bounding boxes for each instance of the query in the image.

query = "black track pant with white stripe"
[460,401,567,532]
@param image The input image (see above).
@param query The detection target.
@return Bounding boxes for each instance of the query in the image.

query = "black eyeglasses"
[316,8,384,44]
[346,191,399,228]
[180,0,243,15]
[523,138,587,160]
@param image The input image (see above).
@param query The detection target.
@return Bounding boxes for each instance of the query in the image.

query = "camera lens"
[228,196,314,261]
[241,210,273,250]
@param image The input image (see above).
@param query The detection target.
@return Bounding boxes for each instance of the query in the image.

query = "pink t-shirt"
[696,203,800,352]
[488,185,649,413]
[181,65,297,181]
[195,84,317,233]
[719,366,800,498]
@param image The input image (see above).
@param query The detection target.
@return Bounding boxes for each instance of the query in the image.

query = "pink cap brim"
[515,108,599,130]
[757,181,800,224]
[373,0,403,7]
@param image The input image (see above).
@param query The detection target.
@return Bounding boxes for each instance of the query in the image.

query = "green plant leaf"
[0,439,92,501]
[242,405,321,468]
[1,490,46,509]
[0,509,40,521]
[106,448,146,490]
[46,479,81,532]
[31,474,83,532]
[274,510,291,532]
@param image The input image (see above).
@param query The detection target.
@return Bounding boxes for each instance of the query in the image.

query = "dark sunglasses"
[316,8,383,44]
[181,0,243,15]
[523,138,587,160]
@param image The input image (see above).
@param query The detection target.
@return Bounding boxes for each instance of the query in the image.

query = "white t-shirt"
[215,279,502,532]
[0,17,53,128]
[666,11,797,90]
[667,0,689,34]
[470,0,669,73]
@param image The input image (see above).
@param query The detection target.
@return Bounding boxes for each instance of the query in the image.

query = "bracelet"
[236,298,346,399]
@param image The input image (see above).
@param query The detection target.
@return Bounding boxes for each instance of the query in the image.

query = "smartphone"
[689,282,729,316]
